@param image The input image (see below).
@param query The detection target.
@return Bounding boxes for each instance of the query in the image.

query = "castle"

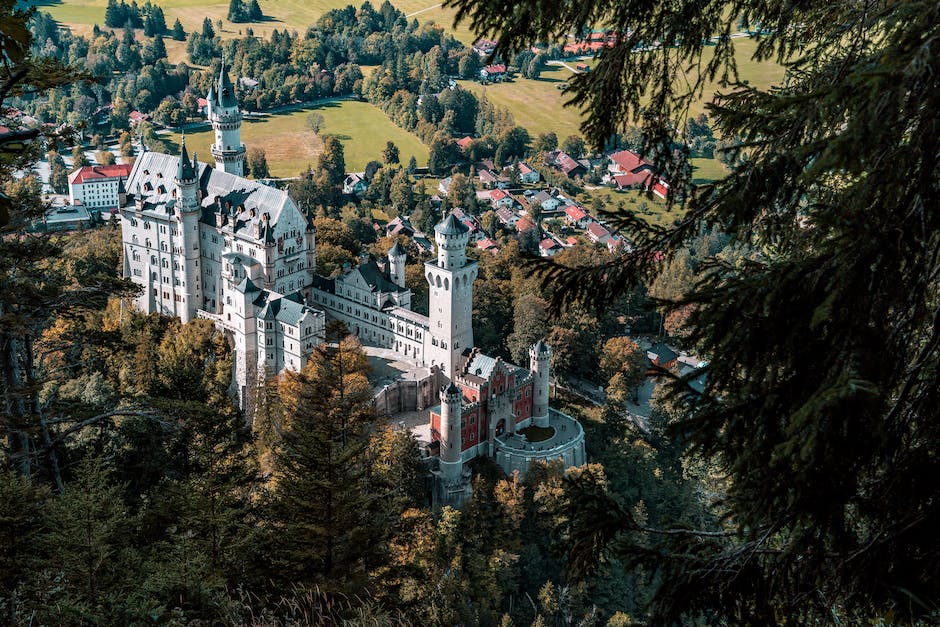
[121,63,584,503]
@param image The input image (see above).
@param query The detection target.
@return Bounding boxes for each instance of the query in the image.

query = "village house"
[343,172,368,196]
[538,237,563,257]
[545,150,586,178]
[517,162,540,184]
[496,206,520,228]
[586,221,612,244]
[477,237,500,254]
[386,216,415,238]
[564,204,592,228]
[473,39,498,56]
[488,188,514,209]
[480,64,507,82]
[438,176,453,196]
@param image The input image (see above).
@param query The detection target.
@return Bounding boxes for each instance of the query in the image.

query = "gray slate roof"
[127,152,296,242]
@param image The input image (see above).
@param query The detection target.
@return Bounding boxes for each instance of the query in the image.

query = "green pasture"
[165,100,428,177]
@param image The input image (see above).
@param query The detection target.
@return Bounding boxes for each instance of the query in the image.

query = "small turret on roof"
[176,134,196,182]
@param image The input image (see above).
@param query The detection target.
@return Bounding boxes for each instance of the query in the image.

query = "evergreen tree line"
[104,0,166,35]
[227,0,263,23]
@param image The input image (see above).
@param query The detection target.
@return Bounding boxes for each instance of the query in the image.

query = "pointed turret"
[176,134,197,183]
[207,55,245,175]
[216,58,238,108]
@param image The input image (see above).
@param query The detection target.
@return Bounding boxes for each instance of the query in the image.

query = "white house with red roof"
[496,206,519,228]
[488,188,514,208]
[129,110,151,125]
[517,162,540,184]
[586,221,612,244]
[456,136,474,151]
[480,64,507,81]
[68,163,134,210]
[538,237,563,257]
[564,204,592,228]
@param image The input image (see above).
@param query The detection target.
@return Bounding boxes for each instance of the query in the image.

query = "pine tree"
[170,18,185,41]
[0,470,49,619]
[268,335,389,590]
[227,0,246,23]
[40,457,135,624]
[247,0,263,21]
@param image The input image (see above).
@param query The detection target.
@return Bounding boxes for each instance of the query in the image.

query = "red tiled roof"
[614,171,656,189]
[565,236,579,246]
[652,181,669,198]
[609,149,653,174]
[518,162,535,175]
[68,163,133,185]
[483,64,506,74]
[456,136,474,149]
[539,237,560,250]
[129,111,151,122]
[477,237,500,252]
[586,222,611,240]
[197,97,208,107]
[490,188,510,201]
[516,216,536,232]
[565,205,588,221]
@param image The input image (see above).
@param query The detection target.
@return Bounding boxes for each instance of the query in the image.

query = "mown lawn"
[167,100,427,177]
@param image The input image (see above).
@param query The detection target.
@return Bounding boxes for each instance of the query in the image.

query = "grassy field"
[35,0,478,46]
[690,157,728,184]
[165,100,427,177]
[585,188,686,229]
[460,38,784,141]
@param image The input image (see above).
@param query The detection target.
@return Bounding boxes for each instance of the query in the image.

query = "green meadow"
[166,100,428,177]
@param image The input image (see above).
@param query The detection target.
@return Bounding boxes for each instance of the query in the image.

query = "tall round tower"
[424,212,477,375]
[207,59,246,176]
[529,339,552,428]
[174,135,202,323]
[387,240,407,288]
[439,382,463,480]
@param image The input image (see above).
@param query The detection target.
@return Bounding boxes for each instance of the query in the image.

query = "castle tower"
[207,59,246,176]
[439,382,463,480]
[529,339,552,428]
[425,212,477,375]
[388,240,406,288]
[174,136,202,323]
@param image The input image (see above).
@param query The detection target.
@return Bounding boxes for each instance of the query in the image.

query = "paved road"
[406,3,442,17]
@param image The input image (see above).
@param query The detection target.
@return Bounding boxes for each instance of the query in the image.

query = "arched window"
[435,275,442,288]
[427,272,434,285]
[444,277,450,290]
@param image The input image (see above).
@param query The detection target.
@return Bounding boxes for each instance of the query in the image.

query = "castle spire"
[176,132,196,182]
